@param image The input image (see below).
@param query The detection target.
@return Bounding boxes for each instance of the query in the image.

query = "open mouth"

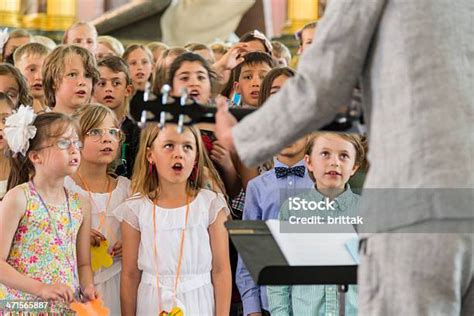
[172,162,183,171]
[76,90,87,97]
[326,171,342,176]
[32,83,43,90]
[100,147,113,152]
[136,72,145,79]
[103,95,115,102]
[70,158,79,166]
[250,91,259,98]
[189,90,200,99]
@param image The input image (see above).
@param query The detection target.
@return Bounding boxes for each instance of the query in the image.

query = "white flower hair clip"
[4,105,37,157]
[0,28,9,54]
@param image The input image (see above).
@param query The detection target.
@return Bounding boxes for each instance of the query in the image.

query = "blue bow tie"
[275,166,306,178]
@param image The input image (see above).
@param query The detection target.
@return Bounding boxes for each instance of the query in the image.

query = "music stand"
[226,220,358,316]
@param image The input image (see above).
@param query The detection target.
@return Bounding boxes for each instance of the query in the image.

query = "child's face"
[147,125,197,186]
[95,43,116,60]
[81,114,121,166]
[94,66,132,111]
[126,48,153,87]
[35,125,81,176]
[15,53,46,100]
[0,74,19,106]
[4,36,30,59]
[298,28,315,55]
[274,55,288,67]
[0,100,13,151]
[67,25,97,53]
[55,53,93,111]
[171,61,211,104]
[245,40,267,53]
[236,62,272,107]
[270,74,290,96]
[305,134,359,190]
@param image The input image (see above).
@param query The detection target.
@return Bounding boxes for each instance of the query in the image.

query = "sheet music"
[266,219,358,266]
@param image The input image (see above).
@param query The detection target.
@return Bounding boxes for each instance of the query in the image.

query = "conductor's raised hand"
[215,95,237,153]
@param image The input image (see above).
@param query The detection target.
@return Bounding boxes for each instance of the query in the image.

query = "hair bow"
[4,105,37,157]
[251,30,273,52]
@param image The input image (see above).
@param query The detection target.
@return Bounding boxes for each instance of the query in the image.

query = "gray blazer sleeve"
[232,0,386,167]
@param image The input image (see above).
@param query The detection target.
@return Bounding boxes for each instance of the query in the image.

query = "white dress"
[114,189,229,316]
[64,176,131,316]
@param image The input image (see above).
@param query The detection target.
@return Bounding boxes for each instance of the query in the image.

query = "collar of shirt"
[273,157,306,169]
[310,184,358,212]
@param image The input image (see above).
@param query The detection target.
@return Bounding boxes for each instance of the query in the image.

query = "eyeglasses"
[85,128,122,142]
[40,138,83,150]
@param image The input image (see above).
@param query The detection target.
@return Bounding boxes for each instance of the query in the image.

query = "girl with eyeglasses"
[65,104,130,315]
[0,110,97,314]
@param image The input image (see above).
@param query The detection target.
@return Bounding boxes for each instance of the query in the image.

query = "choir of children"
[0,21,363,316]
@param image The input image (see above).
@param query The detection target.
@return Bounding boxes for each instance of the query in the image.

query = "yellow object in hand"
[91,240,113,272]
[160,307,184,316]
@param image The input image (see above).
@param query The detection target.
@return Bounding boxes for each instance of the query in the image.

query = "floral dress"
[0,182,83,315]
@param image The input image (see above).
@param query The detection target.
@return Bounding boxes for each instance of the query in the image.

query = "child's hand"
[221,43,248,70]
[110,241,122,257]
[81,284,98,301]
[215,96,237,153]
[210,141,235,172]
[38,283,75,302]
[90,229,106,247]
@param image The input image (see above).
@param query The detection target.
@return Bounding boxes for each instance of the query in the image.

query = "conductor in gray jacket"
[215,0,473,314]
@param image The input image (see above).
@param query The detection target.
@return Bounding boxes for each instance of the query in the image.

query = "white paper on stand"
[266,219,358,266]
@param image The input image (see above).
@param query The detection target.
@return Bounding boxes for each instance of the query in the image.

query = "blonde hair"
[147,41,169,51]
[122,44,153,64]
[131,124,206,200]
[146,41,169,63]
[75,103,120,140]
[43,45,100,107]
[151,46,188,95]
[63,21,98,44]
[210,42,229,56]
[33,35,57,50]
[271,40,291,65]
[13,42,51,64]
[74,103,123,172]
[98,35,125,57]
[305,132,366,183]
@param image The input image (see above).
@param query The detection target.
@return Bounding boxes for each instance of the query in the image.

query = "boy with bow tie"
[236,136,313,316]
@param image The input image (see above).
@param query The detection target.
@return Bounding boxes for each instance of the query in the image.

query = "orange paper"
[70,298,110,316]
